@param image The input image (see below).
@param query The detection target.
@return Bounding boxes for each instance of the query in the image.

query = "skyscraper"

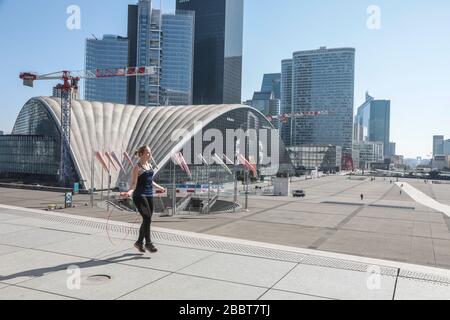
[354,92,391,157]
[176,0,244,104]
[282,47,355,152]
[84,35,129,104]
[127,0,162,106]
[280,59,293,146]
[247,73,281,128]
[161,11,195,106]
[389,142,396,157]
[433,135,445,155]
[444,139,450,155]
[261,73,281,99]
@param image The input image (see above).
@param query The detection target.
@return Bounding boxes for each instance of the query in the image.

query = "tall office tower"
[127,0,162,106]
[389,142,396,157]
[176,0,244,104]
[280,59,293,146]
[354,92,391,157]
[160,11,195,106]
[286,47,355,153]
[433,135,445,155]
[261,73,281,99]
[84,35,129,104]
[248,73,281,128]
[444,139,450,155]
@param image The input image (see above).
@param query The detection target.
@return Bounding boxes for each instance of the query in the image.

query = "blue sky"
[1,0,449,158]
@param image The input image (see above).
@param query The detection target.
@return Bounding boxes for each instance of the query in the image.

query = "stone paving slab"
[0,222,34,235]
[35,234,135,260]
[178,253,297,288]
[0,282,10,290]
[204,220,329,248]
[119,273,267,300]
[247,210,348,229]
[0,249,90,285]
[273,264,397,300]
[0,212,26,221]
[0,227,86,249]
[0,244,27,257]
[102,244,216,273]
[394,278,450,300]
[259,289,332,300]
[0,285,75,300]
[18,258,170,300]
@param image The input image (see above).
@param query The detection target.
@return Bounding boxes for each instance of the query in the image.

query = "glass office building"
[84,35,129,104]
[354,93,391,157]
[288,145,342,172]
[161,11,195,106]
[247,73,282,129]
[127,0,162,107]
[352,141,384,170]
[444,140,450,155]
[282,47,355,153]
[261,73,281,99]
[0,98,67,183]
[433,136,445,156]
[0,135,59,180]
[280,59,293,146]
[176,0,244,104]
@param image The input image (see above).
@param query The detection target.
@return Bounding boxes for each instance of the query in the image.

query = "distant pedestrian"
[360,194,364,201]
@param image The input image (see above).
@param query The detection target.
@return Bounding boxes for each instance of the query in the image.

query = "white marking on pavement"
[396,182,450,218]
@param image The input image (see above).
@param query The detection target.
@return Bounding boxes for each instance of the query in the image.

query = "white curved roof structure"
[15,97,277,189]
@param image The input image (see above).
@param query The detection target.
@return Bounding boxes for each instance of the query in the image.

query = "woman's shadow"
[0,253,150,282]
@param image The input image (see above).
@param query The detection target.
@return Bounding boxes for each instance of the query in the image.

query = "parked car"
[293,190,306,198]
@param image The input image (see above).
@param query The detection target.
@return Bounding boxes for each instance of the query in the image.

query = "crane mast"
[19,67,156,186]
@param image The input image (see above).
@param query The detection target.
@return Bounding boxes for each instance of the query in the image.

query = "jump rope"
[105,157,160,246]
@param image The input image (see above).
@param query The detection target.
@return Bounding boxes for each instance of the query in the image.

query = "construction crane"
[19,66,156,186]
[266,110,330,123]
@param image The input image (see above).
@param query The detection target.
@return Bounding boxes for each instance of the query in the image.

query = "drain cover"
[87,275,112,283]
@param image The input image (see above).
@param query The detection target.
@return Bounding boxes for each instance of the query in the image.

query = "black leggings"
[134,196,154,245]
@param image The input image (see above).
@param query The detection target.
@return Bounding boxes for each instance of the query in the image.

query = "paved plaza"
[1,175,450,299]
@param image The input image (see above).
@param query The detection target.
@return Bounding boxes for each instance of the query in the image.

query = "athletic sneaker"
[145,243,158,253]
[134,242,145,253]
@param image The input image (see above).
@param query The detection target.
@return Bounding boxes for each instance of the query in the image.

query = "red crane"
[19,66,156,186]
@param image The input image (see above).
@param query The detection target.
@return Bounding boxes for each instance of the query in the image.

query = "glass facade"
[433,135,445,156]
[280,59,293,146]
[248,92,280,129]
[0,135,59,178]
[352,141,384,169]
[388,142,396,157]
[84,35,129,104]
[7,98,79,184]
[282,47,355,154]
[176,0,243,104]
[288,145,342,172]
[444,140,450,155]
[130,0,163,107]
[161,11,195,106]
[261,73,281,99]
[354,93,391,157]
